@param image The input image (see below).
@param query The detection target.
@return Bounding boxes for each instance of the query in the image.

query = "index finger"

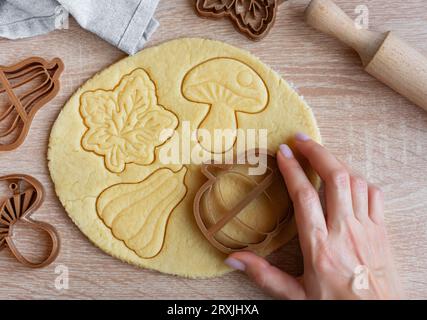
[277,144,327,252]
[294,133,354,226]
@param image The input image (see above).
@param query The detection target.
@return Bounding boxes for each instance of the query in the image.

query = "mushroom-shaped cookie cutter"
[193,149,293,254]
[0,57,64,151]
[0,174,60,268]
[182,58,268,153]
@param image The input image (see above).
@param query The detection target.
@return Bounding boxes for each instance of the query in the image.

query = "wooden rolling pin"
[305,0,427,111]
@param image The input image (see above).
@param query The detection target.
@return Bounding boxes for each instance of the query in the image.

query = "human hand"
[224,133,403,299]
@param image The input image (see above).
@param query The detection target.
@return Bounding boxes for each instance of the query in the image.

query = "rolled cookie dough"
[48,38,320,278]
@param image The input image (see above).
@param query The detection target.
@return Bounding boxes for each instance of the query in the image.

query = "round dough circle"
[48,38,321,278]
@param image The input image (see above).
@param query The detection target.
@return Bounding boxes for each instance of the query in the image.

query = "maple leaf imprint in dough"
[80,69,178,173]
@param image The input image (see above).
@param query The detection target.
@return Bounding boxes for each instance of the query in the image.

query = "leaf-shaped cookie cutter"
[195,0,287,40]
[0,57,64,151]
[0,174,60,268]
[193,149,293,254]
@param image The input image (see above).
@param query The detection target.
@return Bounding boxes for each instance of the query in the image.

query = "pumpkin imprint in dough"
[79,69,178,173]
[194,151,292,254]
[182,57,269,153]
[96,167,187,259]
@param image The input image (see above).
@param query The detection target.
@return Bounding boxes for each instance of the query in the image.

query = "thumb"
[225,252,306,300]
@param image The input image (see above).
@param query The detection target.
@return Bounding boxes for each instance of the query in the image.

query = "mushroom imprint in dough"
[182,58,269,153]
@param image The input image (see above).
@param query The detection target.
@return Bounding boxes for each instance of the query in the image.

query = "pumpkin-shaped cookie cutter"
[0,57,64,151]
[0,174,60,268]
[193,149,293,254]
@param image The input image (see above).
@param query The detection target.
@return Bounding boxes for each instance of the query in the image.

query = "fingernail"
[279,144,293,159]
[224,257,246,271]
[295,132,311,142]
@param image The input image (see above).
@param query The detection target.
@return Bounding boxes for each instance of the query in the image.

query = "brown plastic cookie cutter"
[0,174,60,268]
[193,149,293,254]
[0,57,64,151]
[195,0,287,40]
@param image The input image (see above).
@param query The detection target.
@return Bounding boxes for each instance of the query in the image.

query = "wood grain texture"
[0,0,426,299]
[305,0,427,111]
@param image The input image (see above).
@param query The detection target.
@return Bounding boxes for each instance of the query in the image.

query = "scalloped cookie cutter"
[195,0,287,40]
[0,57,64,151]
[0,174,60,268]
[193,149,293,254]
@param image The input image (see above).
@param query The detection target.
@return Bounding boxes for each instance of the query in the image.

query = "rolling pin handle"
[304,0,386,66]
[305,0,427,112]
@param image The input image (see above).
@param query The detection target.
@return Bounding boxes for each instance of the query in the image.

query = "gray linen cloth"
[0,0,160,55]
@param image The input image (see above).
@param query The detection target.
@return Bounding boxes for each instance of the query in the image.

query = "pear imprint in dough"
[97,168,187,259]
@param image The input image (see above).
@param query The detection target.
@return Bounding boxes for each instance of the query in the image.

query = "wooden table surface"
[0,0,426,299]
